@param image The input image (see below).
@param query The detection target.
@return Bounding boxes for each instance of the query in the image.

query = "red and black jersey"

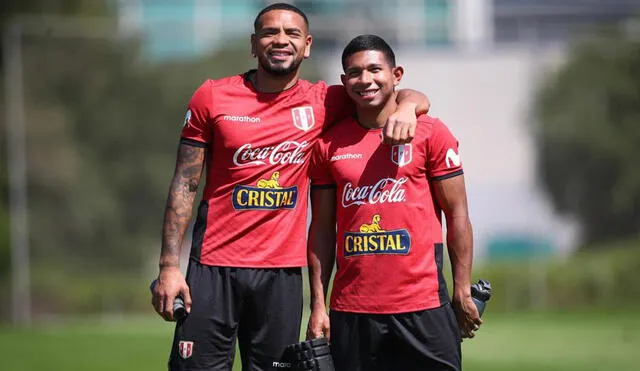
[310,115,463,313]
[180,71,351,268]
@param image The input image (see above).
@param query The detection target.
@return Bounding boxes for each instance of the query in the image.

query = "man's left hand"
[452,293,483,339]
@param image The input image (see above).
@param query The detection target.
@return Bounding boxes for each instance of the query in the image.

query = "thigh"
[168,263,241,371]
[237,267,303,371]
[330,311,388,371]
[390,304,462,371]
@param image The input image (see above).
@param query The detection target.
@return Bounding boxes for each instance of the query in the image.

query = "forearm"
[160,180,199,268]
[159,143,205,269]
[396,89,430,115]
[446,215,474,297]
[308,228,335,311]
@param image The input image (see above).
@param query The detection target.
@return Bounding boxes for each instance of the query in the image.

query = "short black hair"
[341,34,396,70]
[254,2,309,31]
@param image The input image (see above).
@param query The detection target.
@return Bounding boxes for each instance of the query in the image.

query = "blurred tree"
[0,0,112,319]
[533,25,640,247]
[19,36,260,313]
[0,0,114,61]
[0,0,112,23]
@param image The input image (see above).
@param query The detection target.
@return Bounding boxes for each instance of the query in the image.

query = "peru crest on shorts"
[291,106,315,131]
[391,144,412,167]
[179,341,194,359]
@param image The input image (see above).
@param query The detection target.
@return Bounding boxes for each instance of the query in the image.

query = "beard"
[258,55,304,77]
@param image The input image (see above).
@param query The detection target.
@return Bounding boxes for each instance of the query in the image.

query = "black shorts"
[330,304,462,371]
[168,260,303,371]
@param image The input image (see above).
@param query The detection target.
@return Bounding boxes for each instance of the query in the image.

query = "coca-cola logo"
[232,141,309,166]
[342,177,408,208]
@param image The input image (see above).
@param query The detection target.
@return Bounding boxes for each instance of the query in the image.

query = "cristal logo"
[233,141,309,166]
[342,177,407,208]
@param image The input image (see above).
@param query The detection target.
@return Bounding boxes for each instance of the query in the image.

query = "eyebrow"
[345,63,383,72]
[259,26,303,33]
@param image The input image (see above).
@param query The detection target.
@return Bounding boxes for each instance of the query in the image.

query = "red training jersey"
[310,115,463,313]
[180,71,351,268]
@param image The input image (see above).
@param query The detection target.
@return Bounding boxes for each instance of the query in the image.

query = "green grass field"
[1,311,638,371]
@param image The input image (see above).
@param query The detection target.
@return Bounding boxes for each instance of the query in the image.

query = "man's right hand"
[306,308,330,342]
[152,266,192,321]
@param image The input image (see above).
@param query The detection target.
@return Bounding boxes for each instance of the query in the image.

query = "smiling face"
[341,50,403,108]
[251,9,312,77]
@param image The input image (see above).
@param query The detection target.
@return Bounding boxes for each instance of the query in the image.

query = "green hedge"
[466,240,640,312]
[6,241,640,319]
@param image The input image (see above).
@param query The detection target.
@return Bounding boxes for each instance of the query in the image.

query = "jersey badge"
[391,144,412,167]
[344,215,411,257]
[179,341,194,359]
[291,106,315,131]
[232,172,298,210]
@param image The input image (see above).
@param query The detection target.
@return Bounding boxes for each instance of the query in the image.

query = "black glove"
[470,279,492,317]
[283,337,335,371]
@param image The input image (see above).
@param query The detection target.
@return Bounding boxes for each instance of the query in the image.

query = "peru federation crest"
[391,144,412,167]
[179,341,194,359]
[291,106,315,131]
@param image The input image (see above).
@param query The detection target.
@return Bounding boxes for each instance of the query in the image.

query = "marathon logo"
[232,172,298,210]
[223,115,261,123]
[344,215,411,257]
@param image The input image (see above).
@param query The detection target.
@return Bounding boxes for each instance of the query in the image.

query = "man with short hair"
[307,34,481,371]
[151,3,431,371]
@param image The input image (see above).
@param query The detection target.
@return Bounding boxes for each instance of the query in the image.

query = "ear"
[392,65,404,86]
[250,34,257,57]
[340,73,347,86]
[303,35,313,59]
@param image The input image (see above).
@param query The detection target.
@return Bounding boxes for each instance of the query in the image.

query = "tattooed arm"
[152,142,206,321]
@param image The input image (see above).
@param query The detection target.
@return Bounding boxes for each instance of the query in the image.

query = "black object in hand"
[283,337,335,371]
[150,279,187,321]
[470,279,492,317]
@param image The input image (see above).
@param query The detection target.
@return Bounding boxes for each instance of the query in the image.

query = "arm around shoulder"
[396,89,430,115]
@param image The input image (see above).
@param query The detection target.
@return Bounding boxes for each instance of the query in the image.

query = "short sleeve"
[427,119,464,180]
[309,140,335,188]
[180,80,213,147]
[322,84,355,129]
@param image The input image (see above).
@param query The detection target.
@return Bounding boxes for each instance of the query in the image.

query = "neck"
[356,92,398,129]
[251,66,300,93]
